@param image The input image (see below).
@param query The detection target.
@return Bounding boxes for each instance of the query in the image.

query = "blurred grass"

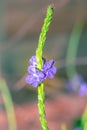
[66,20,84,79]
[0,79,17,130]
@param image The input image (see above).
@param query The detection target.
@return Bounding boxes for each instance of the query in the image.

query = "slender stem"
[66,21,84,79]
[0,78,17,130]
[82,107,87,130]
[38,83,49,130]
[36,5,54,70]
[36,5,54,130]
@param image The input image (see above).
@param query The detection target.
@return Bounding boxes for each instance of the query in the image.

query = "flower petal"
[79,83,87,96]
[29,56,36,66]
[32,81,38,87]
[26,75,34,84]
[47,71,54,78]
[43,59,54,71]
[51,66,57,74]
[28,65,36,74]
[36,70,45,78]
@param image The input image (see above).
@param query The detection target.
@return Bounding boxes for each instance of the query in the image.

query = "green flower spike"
[36,5,54,130]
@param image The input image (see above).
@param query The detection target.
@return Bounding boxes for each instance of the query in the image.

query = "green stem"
[36,5,54,130]
[66,21,84,79]
[82,107,87,130]
[0,78,17,130]
[38,83,48,130]
[36,5,54,70]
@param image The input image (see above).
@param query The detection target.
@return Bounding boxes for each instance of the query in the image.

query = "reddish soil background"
[0,94,86,130]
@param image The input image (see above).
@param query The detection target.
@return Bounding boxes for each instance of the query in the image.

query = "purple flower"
[43,59,56,78]
[29,56,36,66]
[79,82,87,96]
[26,70,46,87]
[26,56,56,87]
[29,56,46,67]
[66,73,87,96]
[74,127,82,130]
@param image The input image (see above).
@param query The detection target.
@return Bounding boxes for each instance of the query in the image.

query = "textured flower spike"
[26,5,55,130]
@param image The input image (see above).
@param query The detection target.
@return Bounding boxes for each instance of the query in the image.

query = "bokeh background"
[0,0,87,130]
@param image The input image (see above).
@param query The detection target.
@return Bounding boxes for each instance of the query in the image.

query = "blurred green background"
[0,0,87,104]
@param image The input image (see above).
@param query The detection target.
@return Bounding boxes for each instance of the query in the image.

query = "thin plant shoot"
[26,5,56,130]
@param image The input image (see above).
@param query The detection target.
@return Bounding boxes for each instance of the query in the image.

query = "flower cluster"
[26,56,56,87]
